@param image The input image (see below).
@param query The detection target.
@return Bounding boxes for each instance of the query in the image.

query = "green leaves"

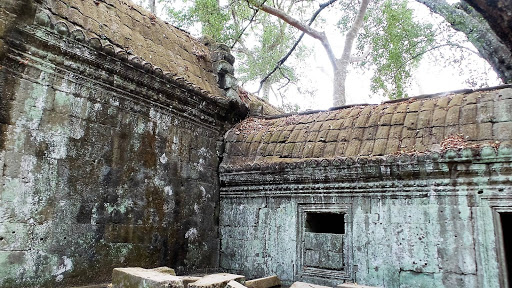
[366,0,434,99]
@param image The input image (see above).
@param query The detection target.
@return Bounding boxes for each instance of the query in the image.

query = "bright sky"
[146,0,501,111]
[258,0,500,110]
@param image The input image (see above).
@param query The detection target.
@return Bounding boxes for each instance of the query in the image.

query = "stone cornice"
[5,18,247,129]
[220,146,512,190]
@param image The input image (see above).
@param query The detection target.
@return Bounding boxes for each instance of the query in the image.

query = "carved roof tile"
[222,86,512,169]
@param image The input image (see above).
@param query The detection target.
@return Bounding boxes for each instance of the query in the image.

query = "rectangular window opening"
[305,212,345,234]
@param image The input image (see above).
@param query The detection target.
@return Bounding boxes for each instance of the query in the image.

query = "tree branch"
[256,0,338,93]
[416,0,512,82]
[338,0,370,69]
[230,1,266,49]
[255,1,338,68]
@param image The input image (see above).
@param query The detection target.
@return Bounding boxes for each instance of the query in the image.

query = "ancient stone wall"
[219,87,512,287]
[0,0,245,286]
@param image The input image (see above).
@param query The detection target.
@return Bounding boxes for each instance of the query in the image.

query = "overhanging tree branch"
[255,1,338,69]
[256,0,338,93]
[416,0,512,83]
[230,0,267,49]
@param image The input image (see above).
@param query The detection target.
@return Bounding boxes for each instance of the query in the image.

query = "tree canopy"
[161,0,504,109]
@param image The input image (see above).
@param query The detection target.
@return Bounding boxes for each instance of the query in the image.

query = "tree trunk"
[332,64,348,107]
[463,0,512,53]
[417,0,512,83]
[261,81,271,101]
[332,0,370,107]
[149,0,156,14]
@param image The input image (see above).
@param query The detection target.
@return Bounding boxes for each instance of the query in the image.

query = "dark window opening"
[501,213,512,286]
[305,212,345,234]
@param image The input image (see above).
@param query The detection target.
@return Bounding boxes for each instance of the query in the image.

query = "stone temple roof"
[40,0,222,97]
[222,86,512,168]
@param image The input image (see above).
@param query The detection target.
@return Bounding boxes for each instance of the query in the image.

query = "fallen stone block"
[178,276,202,288]
[226,280,247,288]
[112,267,184,288]
[337,283,381,288]
[289,282,330,288]
[188,273,245,288]
[245,276,280,288]
[152,267,177,276]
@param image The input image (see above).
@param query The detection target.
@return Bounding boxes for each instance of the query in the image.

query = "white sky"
[147,0,501,111]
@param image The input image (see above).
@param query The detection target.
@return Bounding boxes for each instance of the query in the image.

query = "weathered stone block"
[245,276,281,288]
[188,273,245,288]
[112,267,184,288]
[372,139,387,156]
[421,99,436,111]
[493,122,512,140]
[316,129,328,142]
[152,267,176,275]
[326,130,339,142]
[432,108,446,127]
[407,100,422,112]
[444,125,459,137]
[494,99,512,122]
[312,143,326,158]
[445,106,460,126]
[460,104,477,124]
[395,103,408,113]
[417,110,432,127]
[384,138,399,154]
[388,126,402,139]
[448,94,463,106]
[460,124,477,140]
[226,280,248,288]
[324,142,337,158]
[359,140,374,156]
[477,101,494,122]
[289,282,330,288]
[344,140,361,156]
[349,128,364,141]
[390,113,405,125]
[337,129,350,142]
[306,132,319,142]
[363,126,377,140]
[335,142,347,156]
[179,276,202,288]
[378,114,392,126]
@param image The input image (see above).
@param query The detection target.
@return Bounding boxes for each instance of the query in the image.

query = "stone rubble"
[111,268,379,288]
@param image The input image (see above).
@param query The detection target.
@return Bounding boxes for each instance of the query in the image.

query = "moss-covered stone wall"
[219,88,512,287]
[0,0,245,286]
